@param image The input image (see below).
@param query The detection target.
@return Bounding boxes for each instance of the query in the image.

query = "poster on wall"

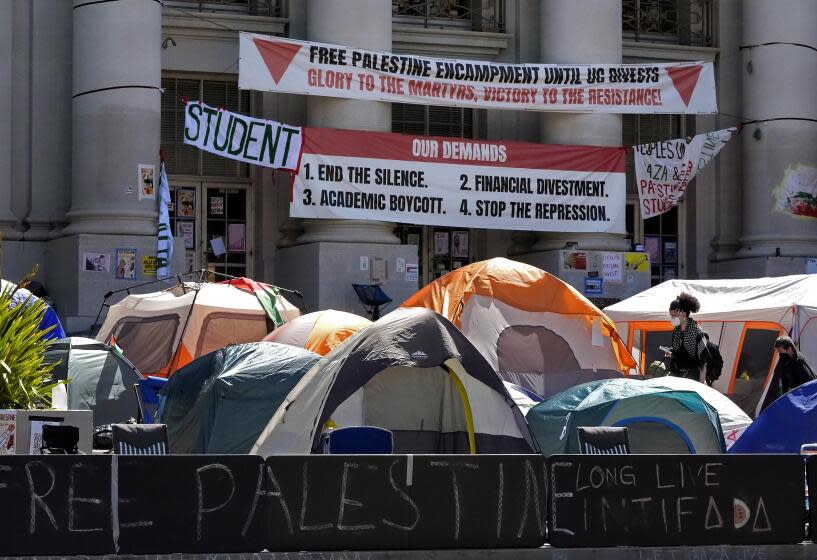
[240,32,718,114]
[433,231,449,256]
[774,165,817,219]
[452,230,469,258]
[290,128,627,233]
[83,253,110,272]
[624,252,650,272]
[142,255,158,277]
[183,101,302,170]
[228,223,246,252]
[138,164,155,201]
[634,127,736,219]
[602,252,622,284]
[210,196,224,215]
[176,221,195,250]
[115,248,137,280]
[177,189,196,218]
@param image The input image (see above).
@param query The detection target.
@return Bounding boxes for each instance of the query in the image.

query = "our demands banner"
[291,128,626,234]
[183,101,302,170]
[240,32,717,114]
[634,127,736,219]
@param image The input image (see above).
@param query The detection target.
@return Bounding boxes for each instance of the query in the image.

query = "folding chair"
[322,426,394,454]
[40,425,80,454]
[577,426,630,455]
[133,376,168,424]
[111,423,169,455]
[352,284,392,321]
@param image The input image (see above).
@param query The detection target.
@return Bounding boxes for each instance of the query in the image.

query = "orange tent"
[263,309,371,356]
[401,258,635,397]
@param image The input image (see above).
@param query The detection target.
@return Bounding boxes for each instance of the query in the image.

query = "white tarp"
[239,32,718,114]
[605,274,817,417]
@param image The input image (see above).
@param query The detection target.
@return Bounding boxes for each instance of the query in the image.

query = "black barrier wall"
[263,455,548,550]
[0,454,809,555]
[548,454,806,547]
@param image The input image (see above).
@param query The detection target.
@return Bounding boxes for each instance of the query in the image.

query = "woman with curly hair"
[665,292,708,382]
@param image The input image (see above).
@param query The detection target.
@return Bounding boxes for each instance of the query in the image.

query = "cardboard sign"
[184,101,302,170]
[634,128,735,218]
[291,128,626,233]
[548,455,805,547]
[240,33,718,114]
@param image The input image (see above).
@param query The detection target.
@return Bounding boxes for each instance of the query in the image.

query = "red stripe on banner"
[301,127,625,173]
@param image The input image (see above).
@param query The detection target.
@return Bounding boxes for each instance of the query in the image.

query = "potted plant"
[0,277,61,410]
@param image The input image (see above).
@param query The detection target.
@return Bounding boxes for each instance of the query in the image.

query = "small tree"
[0,281,60,409]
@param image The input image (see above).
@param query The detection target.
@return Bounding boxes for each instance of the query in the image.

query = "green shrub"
[0,283,61,409]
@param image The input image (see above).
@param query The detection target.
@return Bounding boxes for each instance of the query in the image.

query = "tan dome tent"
[262,309,371,355]
[252,307,537,456]
[95,281,300,377]
[401,258,634,398]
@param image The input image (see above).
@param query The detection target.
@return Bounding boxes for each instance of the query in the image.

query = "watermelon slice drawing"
[733,498,751,529]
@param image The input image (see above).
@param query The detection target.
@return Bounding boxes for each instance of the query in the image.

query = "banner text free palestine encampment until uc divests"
[239,32,717,114]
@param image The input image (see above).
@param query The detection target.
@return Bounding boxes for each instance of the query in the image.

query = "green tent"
[527,378,726,455]
[44,337,142,426]
[161,342,320,454]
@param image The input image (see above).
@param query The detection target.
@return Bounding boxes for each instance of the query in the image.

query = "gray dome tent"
[44,337,142,426]
[161,342,320,454]
[252,308,537,456]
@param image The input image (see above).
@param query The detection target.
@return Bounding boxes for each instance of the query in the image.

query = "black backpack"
[701,333,724,383]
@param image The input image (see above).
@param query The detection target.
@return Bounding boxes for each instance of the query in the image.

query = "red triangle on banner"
[253,38,301,85]
[667,65,703,107]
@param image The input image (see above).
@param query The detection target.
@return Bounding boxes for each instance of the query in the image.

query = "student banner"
[183,101,302,170]
[239,32,717,114]
[635,127,736,219]
[290,128,626,233]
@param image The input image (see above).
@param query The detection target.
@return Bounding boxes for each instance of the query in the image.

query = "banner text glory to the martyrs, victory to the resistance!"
[240,33,717,114]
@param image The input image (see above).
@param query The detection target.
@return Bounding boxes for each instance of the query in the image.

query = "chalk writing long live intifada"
[290,128,627,234]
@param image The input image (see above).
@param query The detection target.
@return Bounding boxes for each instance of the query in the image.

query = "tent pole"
[447,366,476,455]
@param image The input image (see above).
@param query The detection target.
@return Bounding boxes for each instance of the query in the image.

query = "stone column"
[709,0,743,261]
[297,0,399,245]
[0,0,16,240]
[533,0,628,252]
[275,0,417,313]
[737,0,817,258]
[28,0,73,240]
[63,0,161,235]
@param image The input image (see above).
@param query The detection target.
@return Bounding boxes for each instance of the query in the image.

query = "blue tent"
[2,280,65,341]
[527,378,726,455]
[729,379,817,453]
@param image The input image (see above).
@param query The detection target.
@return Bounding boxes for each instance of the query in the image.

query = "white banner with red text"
[239,32,717,114]
[635,127,736,219]
[290,128,626,233]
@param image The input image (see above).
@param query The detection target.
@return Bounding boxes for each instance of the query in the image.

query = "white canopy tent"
[604,274,817,418]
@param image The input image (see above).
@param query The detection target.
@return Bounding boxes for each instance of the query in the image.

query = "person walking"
[774,336,815,392]
[665,292,708,383]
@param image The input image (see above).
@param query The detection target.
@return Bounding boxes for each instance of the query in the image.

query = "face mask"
[670,316,681,327]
